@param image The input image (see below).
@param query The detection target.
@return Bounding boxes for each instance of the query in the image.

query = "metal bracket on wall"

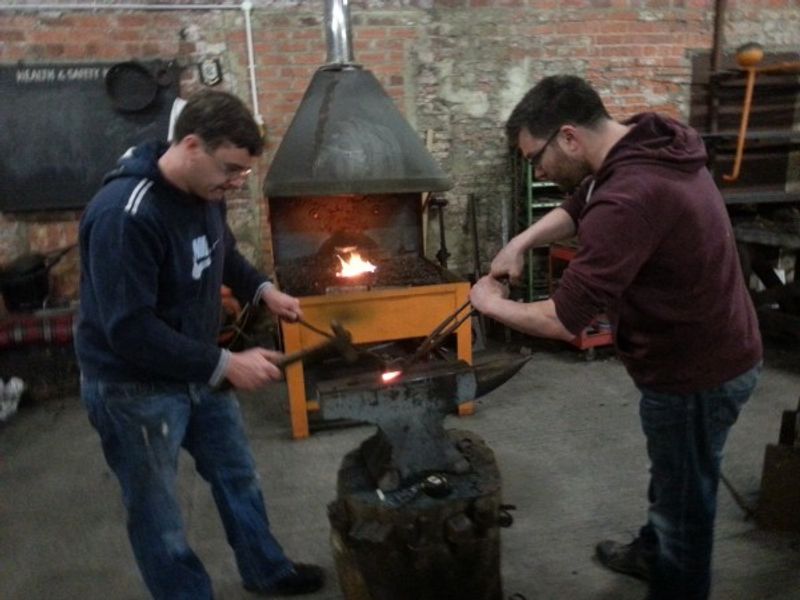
[199,58,223,86]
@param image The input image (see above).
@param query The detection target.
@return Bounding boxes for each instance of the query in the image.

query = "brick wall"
[0,0,798,313]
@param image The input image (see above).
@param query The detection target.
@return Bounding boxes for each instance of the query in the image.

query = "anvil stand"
[323,356,529,600]
[328,429,506,600]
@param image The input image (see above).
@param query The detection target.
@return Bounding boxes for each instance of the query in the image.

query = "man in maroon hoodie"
[470,75,762,600]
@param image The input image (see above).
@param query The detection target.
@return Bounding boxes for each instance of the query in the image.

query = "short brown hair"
[173,90,264,156]
[506,75,611,146]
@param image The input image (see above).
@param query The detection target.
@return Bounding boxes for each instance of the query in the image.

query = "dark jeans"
[82,380,293,600]
[637,363,761,600]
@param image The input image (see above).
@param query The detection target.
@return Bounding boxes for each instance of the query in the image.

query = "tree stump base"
[328,429,505,600]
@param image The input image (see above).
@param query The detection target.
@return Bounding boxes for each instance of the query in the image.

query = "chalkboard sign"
[0,61,178,212]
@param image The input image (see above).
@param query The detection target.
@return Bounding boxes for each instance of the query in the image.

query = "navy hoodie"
[75,142,269,384]
[552,113,762,393]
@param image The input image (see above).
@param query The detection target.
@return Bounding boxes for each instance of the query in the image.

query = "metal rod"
[296,317,334,339]
[405,300,474,367]
[432,196,450,269]
[710,0,727,75]
[526,160,534,302]
[722,66,757,183]
[707,0,726,148]
[241,1,263,128]
[408,308,476,366]
[719,471,756,519]
[423,299,471,343]
[0,3,241,11]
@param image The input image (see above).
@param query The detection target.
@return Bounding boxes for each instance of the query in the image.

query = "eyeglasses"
[203,144,253,182]
[525,127,561,170]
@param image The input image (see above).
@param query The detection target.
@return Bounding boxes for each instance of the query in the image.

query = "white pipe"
[1,1,265,127]
[0,4,241,11]
[241,0,262,128]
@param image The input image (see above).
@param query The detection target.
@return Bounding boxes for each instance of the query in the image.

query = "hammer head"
[329,320,359,363]
[276,320,359,369]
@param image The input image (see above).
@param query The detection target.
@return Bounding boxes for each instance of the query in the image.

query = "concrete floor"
[2,338,800,600]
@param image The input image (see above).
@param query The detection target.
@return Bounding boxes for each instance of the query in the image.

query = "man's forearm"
[481,297,575,341]
[511,207,576,252]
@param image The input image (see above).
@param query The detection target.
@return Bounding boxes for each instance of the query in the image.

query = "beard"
[549,149,592,193]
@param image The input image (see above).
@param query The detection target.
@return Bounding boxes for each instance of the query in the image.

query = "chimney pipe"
[325,0,355,66]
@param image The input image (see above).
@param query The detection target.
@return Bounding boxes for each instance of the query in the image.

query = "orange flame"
[381,370,402,383]
[336,247,377,278]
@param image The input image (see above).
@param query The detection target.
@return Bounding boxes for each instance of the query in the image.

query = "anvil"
[317,355,529,491]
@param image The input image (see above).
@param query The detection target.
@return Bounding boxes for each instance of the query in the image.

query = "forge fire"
[275,252,454,297]
[335,247,377,278]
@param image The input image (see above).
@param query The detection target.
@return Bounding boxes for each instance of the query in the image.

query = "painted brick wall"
[0,0,798,313]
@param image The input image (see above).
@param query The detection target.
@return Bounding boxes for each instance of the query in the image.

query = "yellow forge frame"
[280,281,473,439]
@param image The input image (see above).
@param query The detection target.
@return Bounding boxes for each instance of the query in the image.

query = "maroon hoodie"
[552,112,762,393]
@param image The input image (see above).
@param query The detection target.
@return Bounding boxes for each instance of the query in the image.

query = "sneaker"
[244,563,325,596]
[595,537,653,581]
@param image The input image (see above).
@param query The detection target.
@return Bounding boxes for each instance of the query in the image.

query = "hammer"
[216,321,358,391]
[275,320,359,369]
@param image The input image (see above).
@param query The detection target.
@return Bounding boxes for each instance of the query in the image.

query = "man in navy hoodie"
[75,90,324,598]
[470,75,762,600]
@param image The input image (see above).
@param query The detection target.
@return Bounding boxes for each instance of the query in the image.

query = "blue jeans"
[81,380,293,600]
[637,364,761,600]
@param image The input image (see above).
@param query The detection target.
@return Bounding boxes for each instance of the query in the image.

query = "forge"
[265,194,471,439]
[264,0,469,440]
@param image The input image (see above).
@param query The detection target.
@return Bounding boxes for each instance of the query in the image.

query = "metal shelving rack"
[517,158,563,301]
[511,156,613,357]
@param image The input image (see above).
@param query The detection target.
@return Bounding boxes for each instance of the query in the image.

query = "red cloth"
[0,311,75,349]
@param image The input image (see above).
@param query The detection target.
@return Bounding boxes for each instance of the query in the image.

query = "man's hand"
[490,240,525,284]
[469,275,510,314]
[262,286,303,322]
[225,347,284,391]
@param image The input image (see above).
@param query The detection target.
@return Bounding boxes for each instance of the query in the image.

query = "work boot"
[595,537,654,581]
[244,563,325,596]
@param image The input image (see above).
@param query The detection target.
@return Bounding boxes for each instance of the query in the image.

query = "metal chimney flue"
[325,0,355,66]
[264,0,452,197]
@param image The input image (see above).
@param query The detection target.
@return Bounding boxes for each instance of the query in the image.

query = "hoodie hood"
[103,141,166,185]
[596,113,708,184]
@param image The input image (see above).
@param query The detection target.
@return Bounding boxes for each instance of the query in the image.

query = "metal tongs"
[403,299,476,369]
[294,300,476,376]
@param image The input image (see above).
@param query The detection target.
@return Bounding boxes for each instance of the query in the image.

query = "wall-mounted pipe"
[0,4,240,11]
[710,0,727,74]
[0,1,263,132]
[241,1,262,128]
[706,0,728,137]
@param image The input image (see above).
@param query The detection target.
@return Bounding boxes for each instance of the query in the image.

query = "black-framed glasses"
[203,144,253,181]
[525,127,561,169]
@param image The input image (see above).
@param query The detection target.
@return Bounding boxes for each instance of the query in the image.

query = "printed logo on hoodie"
[192,235,214,280]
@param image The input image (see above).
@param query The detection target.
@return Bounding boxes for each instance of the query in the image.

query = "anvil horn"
[473,354,532,399]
